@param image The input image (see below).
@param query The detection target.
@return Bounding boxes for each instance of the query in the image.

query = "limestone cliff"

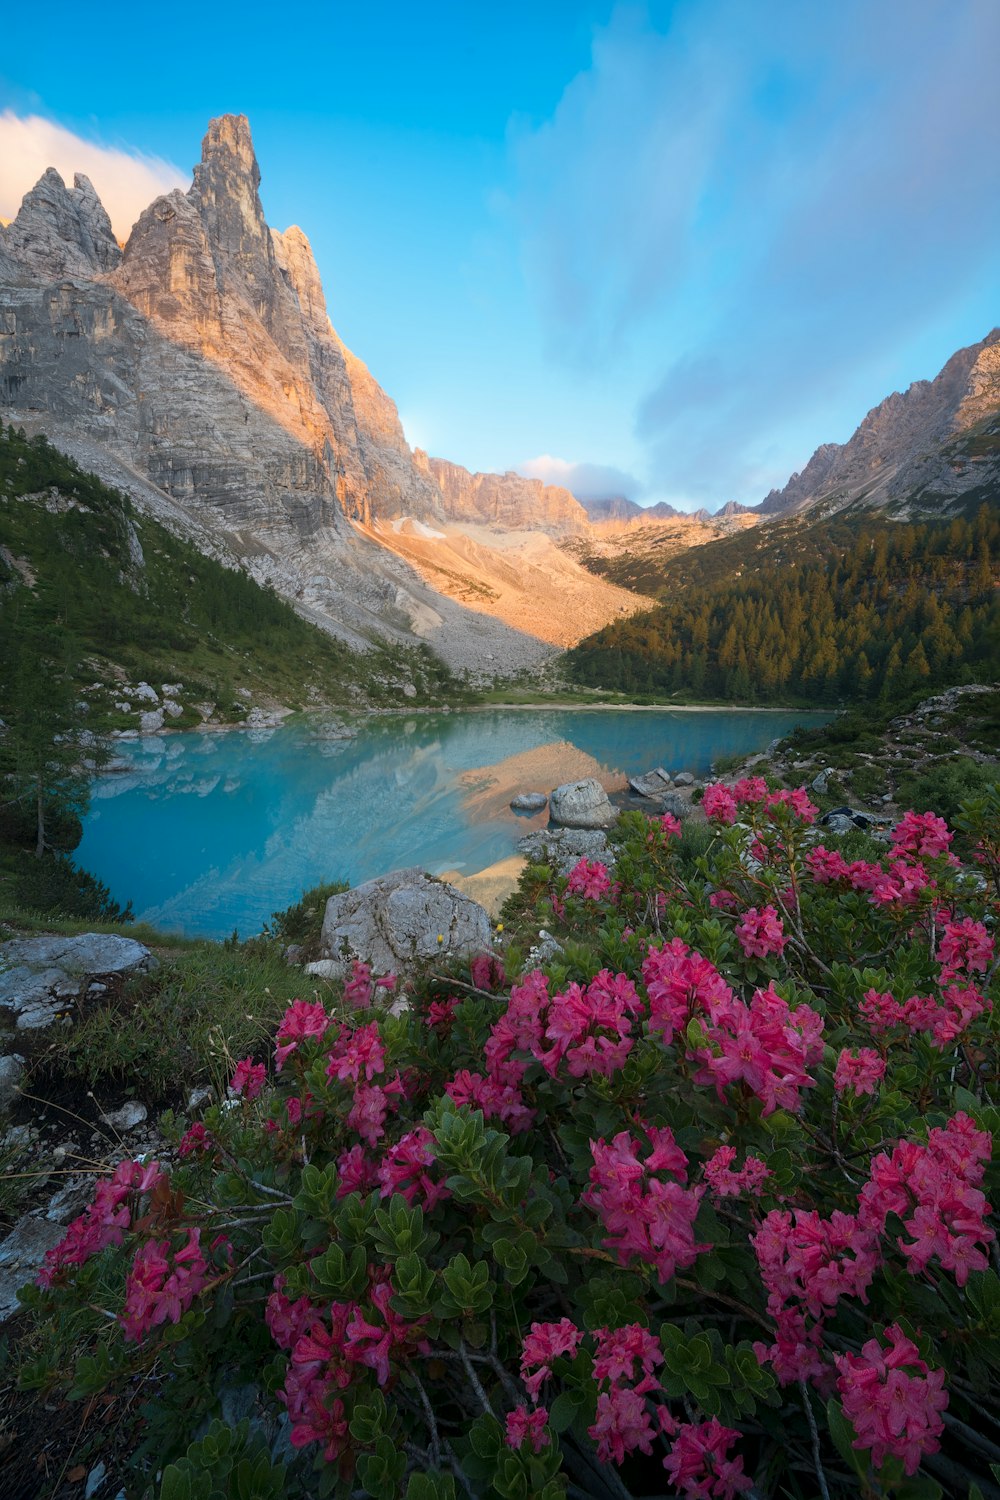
[415,452,588,534]
[761,330,1000,516]
[3,169,121,281]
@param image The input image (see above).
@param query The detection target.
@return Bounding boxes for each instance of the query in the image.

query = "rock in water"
[628,768,672,798]
[318,869,493,978]
[549,778,617,829]
[510,792,548,812]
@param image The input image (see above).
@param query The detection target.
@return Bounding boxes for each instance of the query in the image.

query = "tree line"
[567,506,1000,704]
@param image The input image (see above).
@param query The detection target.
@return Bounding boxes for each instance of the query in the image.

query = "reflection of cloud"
[507,0,1000,504]
[0,111,187,239]
[518,454,644,502]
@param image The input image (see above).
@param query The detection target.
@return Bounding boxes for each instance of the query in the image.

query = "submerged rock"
[510,792,548,812]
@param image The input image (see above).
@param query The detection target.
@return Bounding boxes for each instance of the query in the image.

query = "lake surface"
[77,708,831,939]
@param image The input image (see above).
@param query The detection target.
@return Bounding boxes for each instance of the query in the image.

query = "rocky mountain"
[0,115,646,674]
[761,329,1000,517]
[415,452,588,534]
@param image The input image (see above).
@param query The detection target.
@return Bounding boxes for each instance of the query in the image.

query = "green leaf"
[159,1467,192,1500]
[825,1398,870,1481]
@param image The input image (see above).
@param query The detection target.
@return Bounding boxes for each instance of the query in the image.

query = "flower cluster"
[588,1323,663,1464]
[662,1417,753,1499]
[230,1057,266,1099]
[835,1324,948,1475]
[703,1145,771,1200]
[38,1158,164,1287]
[734,905,786,959]
[519,1318,584,1403]
[566,857,614,900]
[272,1278,429,1459]
[833,1048,886,1096]
[858,1112,994,1285]
[584,1125,708,1283]
[692,982,823,1116]
[120,1229,209,1342]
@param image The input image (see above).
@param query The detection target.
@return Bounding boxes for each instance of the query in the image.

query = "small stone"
[139,708,164,734]
[401,683,417,699]
[186,1087,212,1113]
[163,700,183,719]
[99,1101,147,1132]
[85,1461,107,1499]
[673,771,695,787]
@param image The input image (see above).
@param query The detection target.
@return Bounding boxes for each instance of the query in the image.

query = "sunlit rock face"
[0,114,441,535]
[416,451,589,535]
[760,329,1000,517]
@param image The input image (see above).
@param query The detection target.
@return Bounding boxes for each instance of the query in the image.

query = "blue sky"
[1,0,997,511]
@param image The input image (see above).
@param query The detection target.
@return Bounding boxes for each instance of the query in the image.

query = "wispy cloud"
[519,453,644,502]
[0,111,187,239]
[506,0,1000,504]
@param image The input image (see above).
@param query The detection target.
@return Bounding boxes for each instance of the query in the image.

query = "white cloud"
[519,453,643,502]
[0,112,187,240]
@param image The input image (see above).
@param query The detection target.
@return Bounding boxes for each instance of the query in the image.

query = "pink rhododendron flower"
[858,1113,994,1285]
[663,1417,752,1498]
[343,959,375,1008]
[120,1229,208,1342]
[376,1127,450,1211]
[592,1323,664,1392]
[506,1404,550,1453]
[584,1127,708,1285]
[445,1066,535,1133]
[470,953,506,991]
[805,846,852,884]
[835,1324,948,1476]
[735,905,786,959]
[691,983,822,1116]
[642,938,732,1045]
[38,1159,165,1287]
[589,1384,657,1464]
[892,809,953,860]
[566,857,613,900]
[658,811,682,837]
[834,1048,886,1096]
[326,1020,385,1083]
[520,1318,583,1403]
[704,1145,771,1200]
[274,999,331,1068]
[336,1143,379,1198]
[345,1073,406,1145]
[732,776,769,806]
[938,917,993,978]
[230,1058,265,1100]
[702,783,738,824]
[752,1207,880,1323]
[178,1122,215,1157]
[765,787,818,824]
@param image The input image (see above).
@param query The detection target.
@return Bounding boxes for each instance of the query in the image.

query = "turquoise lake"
[77,708,831,939]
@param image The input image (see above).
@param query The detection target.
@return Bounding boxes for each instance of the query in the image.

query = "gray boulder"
[0,933,155,1031]
[673,771,695,788]
[549,778,617,829]
[511,792,548,812]
[517,827,613,875]
[819,806,887,836]
[319,868,493,979]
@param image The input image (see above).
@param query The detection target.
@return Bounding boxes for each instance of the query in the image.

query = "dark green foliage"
[568,505,1000,705]
[10,850,134,923]
[895,756,1000,825]
[0,426,461,723]
[258,878,350,959]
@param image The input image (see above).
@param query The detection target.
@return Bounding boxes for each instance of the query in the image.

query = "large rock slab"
[628,768,673,798]
[0,934,155,1031]
[319,869,493,978]
[517,827,613,876]
[549,778,617,830]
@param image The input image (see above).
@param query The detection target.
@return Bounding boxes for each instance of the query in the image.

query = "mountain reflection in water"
[77,708,832,939]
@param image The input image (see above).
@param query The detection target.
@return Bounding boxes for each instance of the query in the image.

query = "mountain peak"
[4,165,120,280]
